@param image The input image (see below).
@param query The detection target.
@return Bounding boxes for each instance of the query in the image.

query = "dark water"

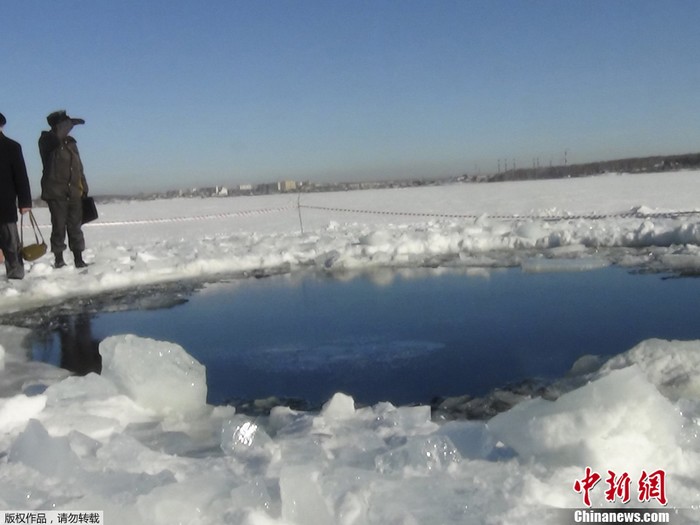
[28,266,700,407]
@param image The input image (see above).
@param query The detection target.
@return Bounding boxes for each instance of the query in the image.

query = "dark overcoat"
[0,132,32,223]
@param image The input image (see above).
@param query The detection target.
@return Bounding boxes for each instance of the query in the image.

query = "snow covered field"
[1,171,700,523]
[4,171,700,315]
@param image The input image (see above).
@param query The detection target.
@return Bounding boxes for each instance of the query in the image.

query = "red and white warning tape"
[298,204,700,222]
[53,206,294,228]
[22,203,700,231]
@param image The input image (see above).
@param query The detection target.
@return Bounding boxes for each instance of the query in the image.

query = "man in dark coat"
[0,112,33,279]
[39,110,89,268]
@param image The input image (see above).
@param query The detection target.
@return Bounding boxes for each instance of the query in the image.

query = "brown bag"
[20,210,47,261]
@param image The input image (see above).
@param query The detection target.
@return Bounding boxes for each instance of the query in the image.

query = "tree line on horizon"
[487,152,700,183]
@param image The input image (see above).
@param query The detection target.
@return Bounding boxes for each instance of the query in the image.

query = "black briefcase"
[82,196,98,224]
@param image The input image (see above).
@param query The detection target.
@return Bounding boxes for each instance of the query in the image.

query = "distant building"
[278,180,297,192]
[257,182,279,194]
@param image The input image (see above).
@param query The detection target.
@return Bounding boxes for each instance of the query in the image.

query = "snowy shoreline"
[2,172,700,524]
[4,171,700,316]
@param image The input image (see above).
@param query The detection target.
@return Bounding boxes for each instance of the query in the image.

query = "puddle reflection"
[32,313,102,376]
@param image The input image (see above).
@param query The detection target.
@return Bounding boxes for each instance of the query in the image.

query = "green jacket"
[38,131,88,201]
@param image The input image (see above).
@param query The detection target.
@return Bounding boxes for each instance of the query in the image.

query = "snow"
[3,171,700,315]
[1,171,700,523]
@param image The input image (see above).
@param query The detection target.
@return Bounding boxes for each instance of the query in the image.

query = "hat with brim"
[47,110,85,128]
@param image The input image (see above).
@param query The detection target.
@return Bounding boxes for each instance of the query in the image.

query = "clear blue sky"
[3,0,700,195]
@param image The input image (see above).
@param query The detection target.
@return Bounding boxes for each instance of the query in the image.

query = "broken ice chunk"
[100,335,207,415]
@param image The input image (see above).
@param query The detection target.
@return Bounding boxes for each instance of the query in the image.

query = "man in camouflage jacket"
[39,110,89,268]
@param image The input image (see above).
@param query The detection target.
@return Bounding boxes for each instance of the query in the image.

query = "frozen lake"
[3,175,700,524]
[27,264,700,408]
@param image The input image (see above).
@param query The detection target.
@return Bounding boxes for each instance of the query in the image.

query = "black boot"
[54,252,66,269]
[73,251,88,268]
